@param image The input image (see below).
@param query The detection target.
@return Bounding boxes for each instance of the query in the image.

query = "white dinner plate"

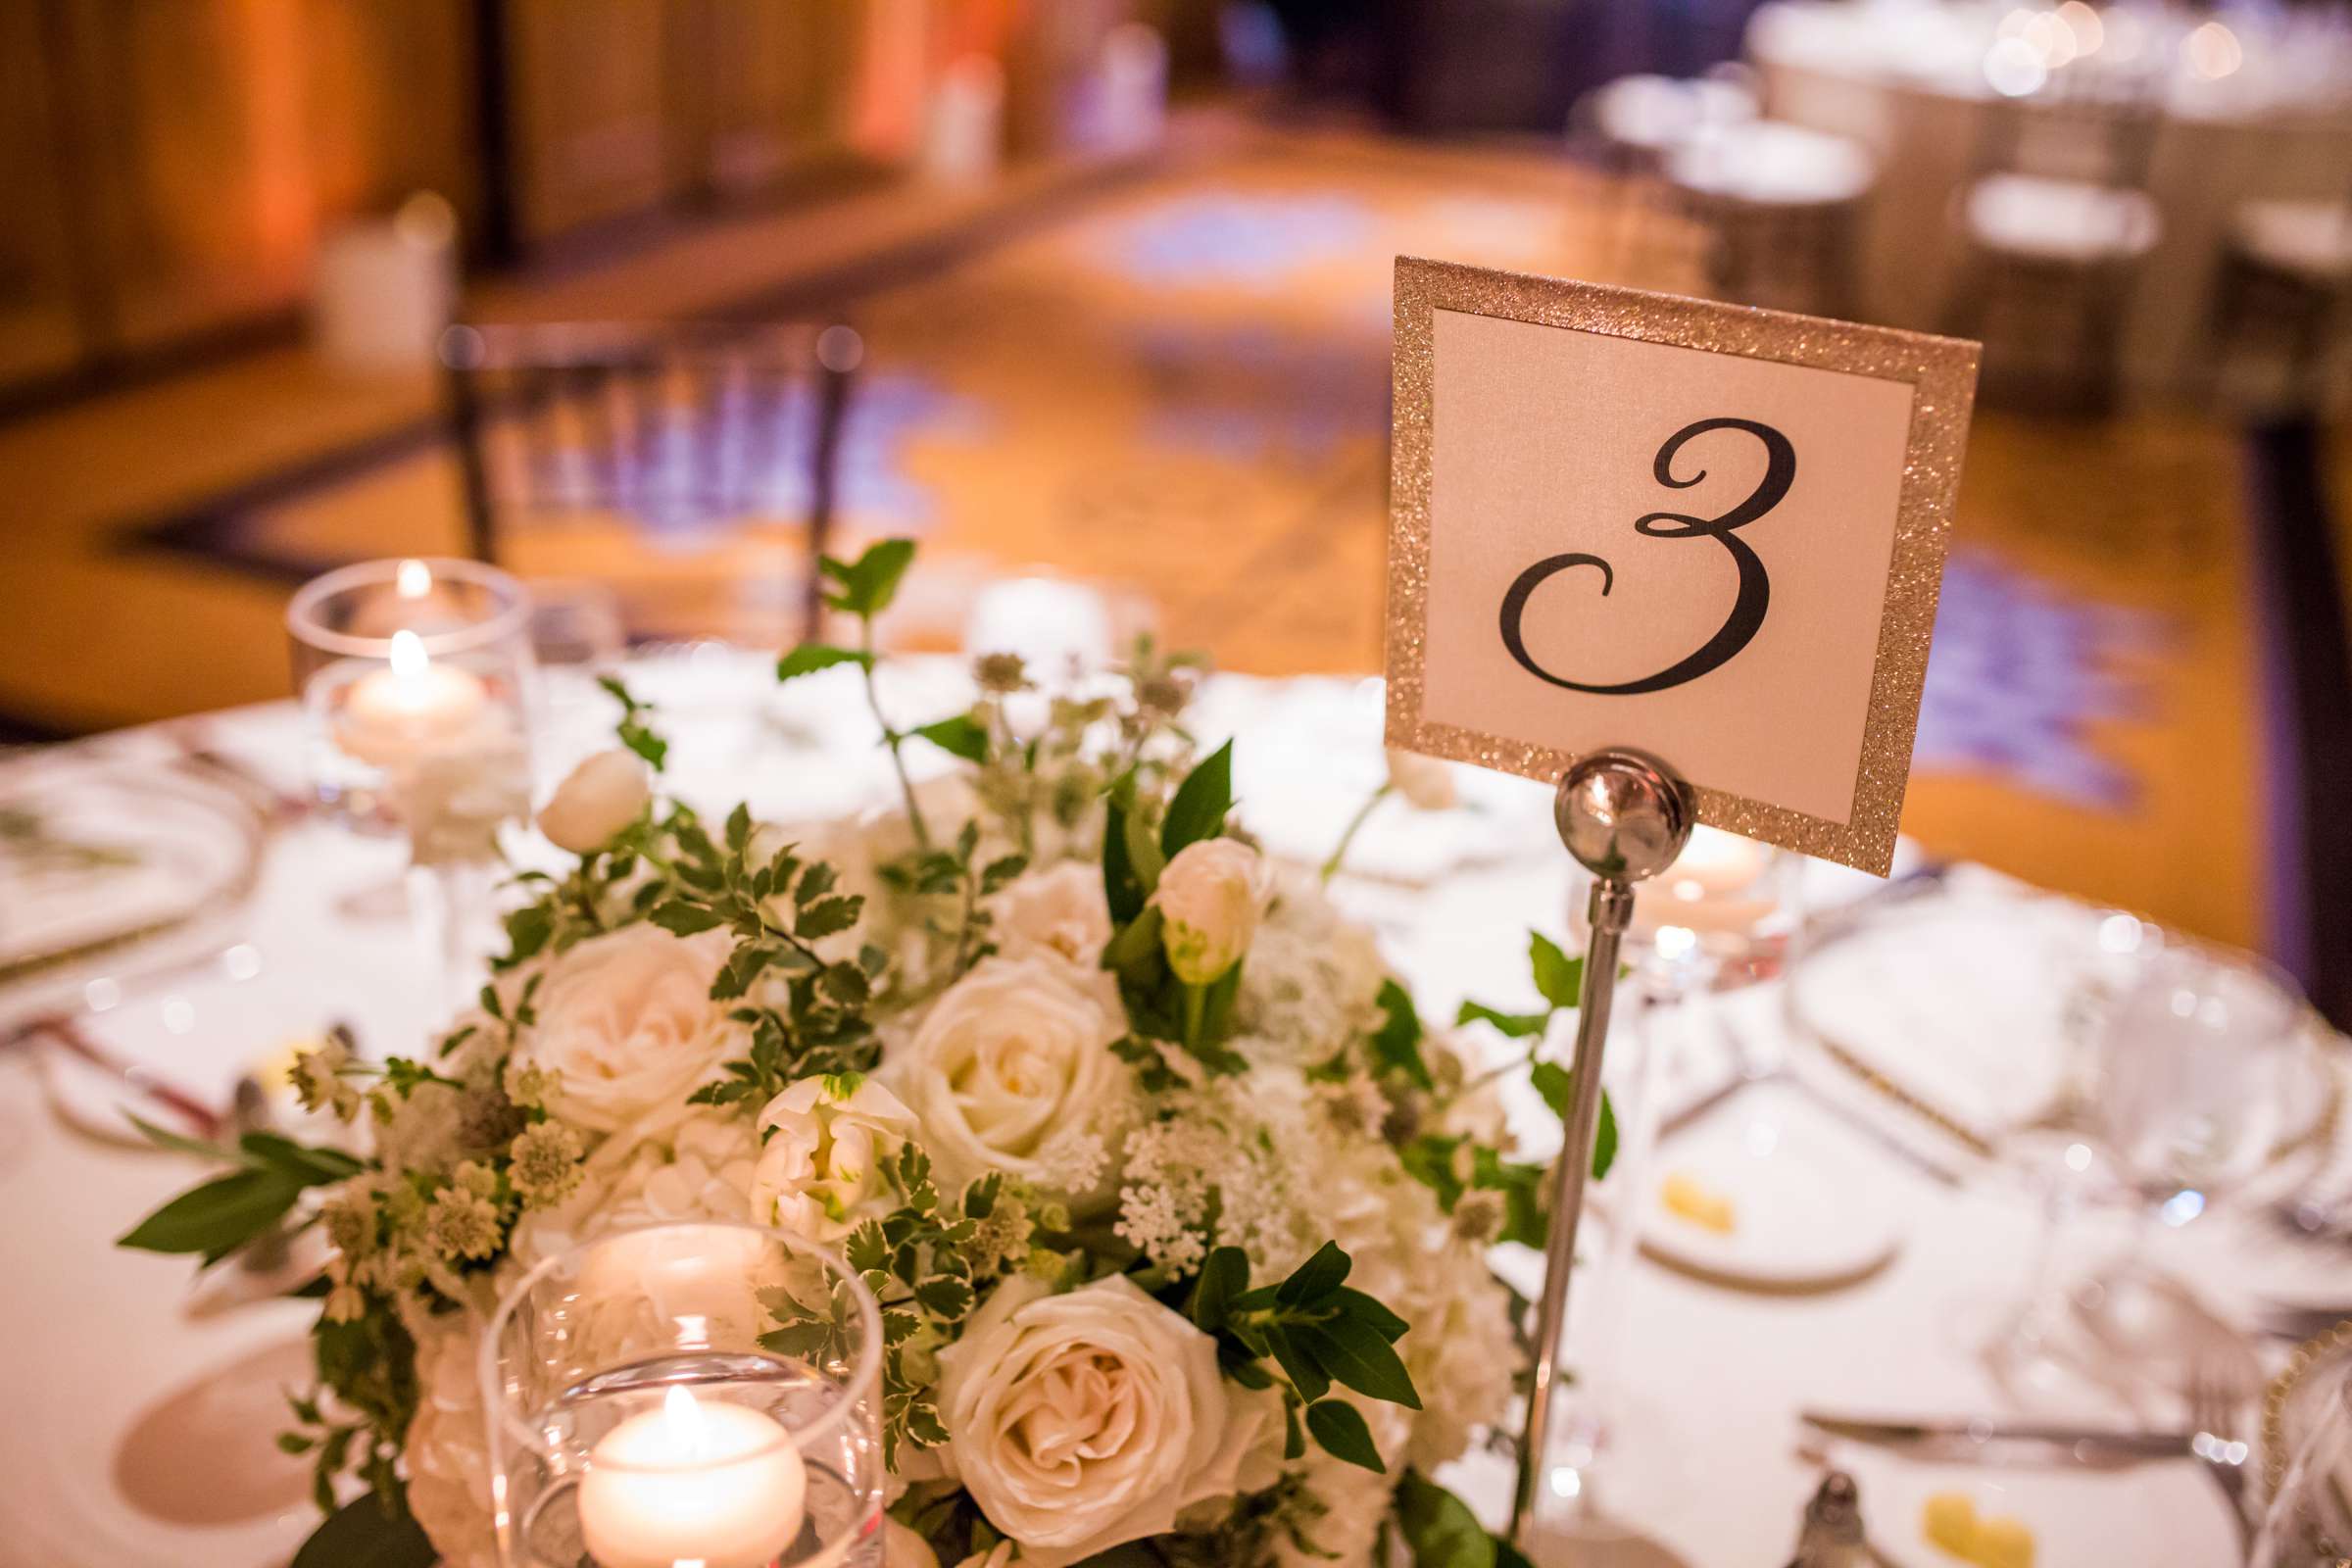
[1835,1446,2241,1568]
[1642,1102,1901,1289]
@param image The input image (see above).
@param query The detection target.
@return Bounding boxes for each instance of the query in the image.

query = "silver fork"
[2189,1360,2255,1559]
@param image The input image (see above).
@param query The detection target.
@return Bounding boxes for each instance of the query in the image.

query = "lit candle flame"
[396,559,432,599]
[389,627,428,680]
[662,1385,707,1461]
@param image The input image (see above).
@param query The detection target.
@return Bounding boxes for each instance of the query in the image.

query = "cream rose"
[888,956,1128,1200]
[750,1075,921,1243]
[882,1517,942,1568]
[1152,839,1270,986]
[1384,747,1457,811]
[990,862,1111,968]
[537,747,652,853]
[936,1275,1271,1568]
[506,924,736,1134]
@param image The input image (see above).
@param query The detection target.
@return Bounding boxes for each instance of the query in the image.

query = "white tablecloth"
[0,652,2309,1566]
[1750,1,2352,389]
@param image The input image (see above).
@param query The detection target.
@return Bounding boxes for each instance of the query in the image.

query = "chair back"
[440,320,861,646]
[1974,58,2165,193]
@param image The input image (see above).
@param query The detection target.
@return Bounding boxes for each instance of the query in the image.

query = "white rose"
[888,956,1128,1202]
[403,1320,499,1568]
[506,924,736,1134]
[936,1275,1271,1568]
[882,1517,942,1568]
[1384,748,1457,811]
[1152,839,1269,986]
[750,1075,921,1243]
[990,862,1111,968]
[538,747,652,853]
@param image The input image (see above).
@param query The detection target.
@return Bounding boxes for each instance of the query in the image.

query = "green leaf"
[1159,740,1234,857]
[1276,1240,1351,1306]
[1295,1317,1420,1410]
[649,900,724,936]
[1304,1398,1386,1473]
[823,538,917,617]
[777,644,872,682]
[1371,979,1434,1090]
[1188,1246,1249,1332]
[1330,1286,1410,1343]
[503,903,554,964]
[1527,1067,1618,1180]
[912,714,989,763]
[290,1490,436,1568]
[794,895,862,941]
[118,1167,302,1257]
[237,1133,365,1185]
[1394,1471,1496,1568]
[1264,1325,1330,1403]
[1454,1000,1550,1039]
[1102,778,1151,925]
[914,1278,974,1319]
[126,1114,245,1166]
[1529,933,1585,1010]
[1529,1060,1571,1122]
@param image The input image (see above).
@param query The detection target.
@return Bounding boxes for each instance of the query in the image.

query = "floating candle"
[335,629,488,769]
[578,1386,806,1568]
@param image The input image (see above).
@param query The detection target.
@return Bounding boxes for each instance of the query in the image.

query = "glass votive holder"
[480,1221,886,1568]
[1572,823,1797,980]
[286,557,536,842]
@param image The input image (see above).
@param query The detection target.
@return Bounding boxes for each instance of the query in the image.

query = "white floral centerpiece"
[122,542,1610,1568]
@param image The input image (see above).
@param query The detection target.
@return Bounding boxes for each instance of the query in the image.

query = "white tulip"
[537,747,651,853]
[1152,839,1269,986]
[749,1075,921,1244]
[1384,748,1457,811]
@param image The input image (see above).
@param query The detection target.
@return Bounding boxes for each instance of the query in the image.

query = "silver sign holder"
[1511,747,1694,1546]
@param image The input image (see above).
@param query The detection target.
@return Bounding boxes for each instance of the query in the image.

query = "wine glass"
[2069,941,2314,1395]
[2254,1358,2352,1567]
[481,1220,886,1568]
[287,558,535,1023]
[1538,827,1794,1531]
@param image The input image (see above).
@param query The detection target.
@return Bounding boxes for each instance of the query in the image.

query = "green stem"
[1319,783,1393,883]
[1182,983,1205,1053]
[859,615,930,851]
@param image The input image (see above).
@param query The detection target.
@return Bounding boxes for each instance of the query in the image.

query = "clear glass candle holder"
[480,1221,886,1568]
[286,556,536,837]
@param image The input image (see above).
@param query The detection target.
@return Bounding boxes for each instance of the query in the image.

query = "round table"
[0,651,2284,1565]
[1748,0,2352,389]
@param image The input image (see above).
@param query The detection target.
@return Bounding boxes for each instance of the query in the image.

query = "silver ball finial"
[1552,747,1695,883]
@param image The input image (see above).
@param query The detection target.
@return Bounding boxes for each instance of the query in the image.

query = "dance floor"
[4,118,2343,953]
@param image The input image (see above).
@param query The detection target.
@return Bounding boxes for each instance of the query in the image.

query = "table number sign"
[1385,257,1980,874]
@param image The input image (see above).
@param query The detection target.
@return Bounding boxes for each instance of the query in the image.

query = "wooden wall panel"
[0,6,89,388]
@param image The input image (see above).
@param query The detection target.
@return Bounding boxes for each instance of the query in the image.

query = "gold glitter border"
[1384,256,1980,875]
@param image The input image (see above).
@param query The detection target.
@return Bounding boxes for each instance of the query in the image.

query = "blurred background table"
[1750,0,2352,389]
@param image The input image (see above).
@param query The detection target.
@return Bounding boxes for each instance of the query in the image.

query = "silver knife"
[1802,1411,2196,1464]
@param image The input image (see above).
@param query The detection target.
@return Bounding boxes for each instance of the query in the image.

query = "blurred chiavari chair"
[1944,57,2166,414]
[2203,175,2352,414]
[1663,117,1875,319]
[440,320,864,650]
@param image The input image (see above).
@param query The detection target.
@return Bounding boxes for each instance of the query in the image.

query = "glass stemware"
[1537,827,1794,1532]
[2255,1358,2352,1568]
[2065,940,2314,1390]
[481,1220,886,1568]
[287,558,535,1025]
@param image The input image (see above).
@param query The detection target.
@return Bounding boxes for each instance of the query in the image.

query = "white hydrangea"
[1232,872,1386,1067]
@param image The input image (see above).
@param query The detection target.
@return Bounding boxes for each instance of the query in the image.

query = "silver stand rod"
[1511,748,1693,1547]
